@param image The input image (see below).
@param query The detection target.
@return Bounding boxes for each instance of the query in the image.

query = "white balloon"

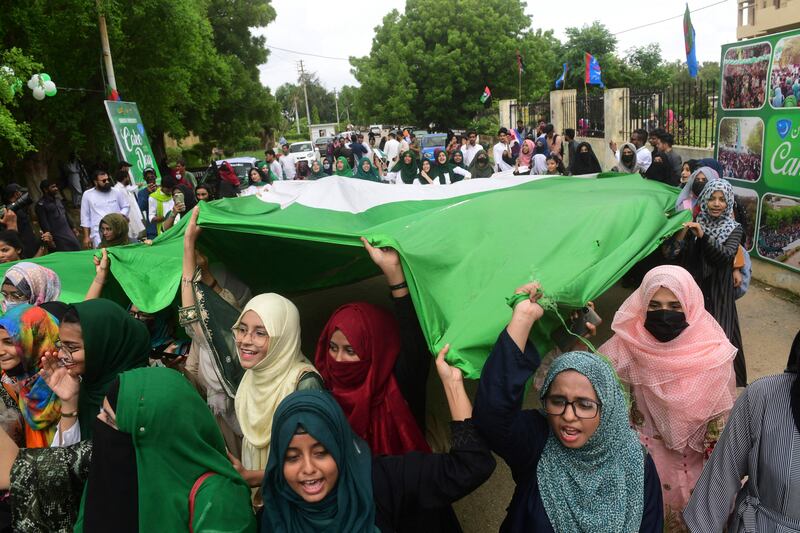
[43,80,56,92]
[32,86,45,100]
[27,76,38,90]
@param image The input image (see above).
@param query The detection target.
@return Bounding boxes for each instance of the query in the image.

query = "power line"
[613,0,730,35]
[266,44,350,61]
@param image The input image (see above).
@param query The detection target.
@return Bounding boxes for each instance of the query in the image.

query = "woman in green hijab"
[98,213,130,248]
[388,151,419,184]
[40,299,150,443]
[429,149,471,184]
[352,157,381,182]
[74,367,255,532]
[333,156,352,177]
[308,160,328,180]
[261,345,496,532]
[472,282,664,532]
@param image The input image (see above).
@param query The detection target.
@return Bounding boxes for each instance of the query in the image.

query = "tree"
[275,74,338,127]
[0,48,40,158]
[559,21,622,90]
[622,44,671,88]
[0,0,281,191]
[351,0,559,129]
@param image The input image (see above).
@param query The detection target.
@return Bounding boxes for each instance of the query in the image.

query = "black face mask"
[644,309,689,342]
[691,179,706,197]
[621,153,635,166]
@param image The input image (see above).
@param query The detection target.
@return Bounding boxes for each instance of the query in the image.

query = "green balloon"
[12,79,22,93]
[45,86,57,97]
[39,73,51,82]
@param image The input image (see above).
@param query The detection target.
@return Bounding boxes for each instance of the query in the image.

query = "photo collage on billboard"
[718,34,800,271]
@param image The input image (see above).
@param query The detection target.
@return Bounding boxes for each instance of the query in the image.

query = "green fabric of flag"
[0,174,689,378]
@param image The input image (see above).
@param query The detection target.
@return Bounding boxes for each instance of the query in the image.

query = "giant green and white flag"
[0,174,689,377]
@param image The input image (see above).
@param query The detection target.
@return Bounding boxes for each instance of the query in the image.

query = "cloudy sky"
[255,0,736,92]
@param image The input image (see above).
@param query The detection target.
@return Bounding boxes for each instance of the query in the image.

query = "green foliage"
[351,0,561,129]
[764,202,800,230]
[276,73,338,126]
[0,0,281,177]
[0,48,40,157]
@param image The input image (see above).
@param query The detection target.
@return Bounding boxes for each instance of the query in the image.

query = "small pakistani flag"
[480,85,491,104]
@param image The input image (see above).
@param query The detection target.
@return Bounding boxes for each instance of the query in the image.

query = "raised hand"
[39,352,80,403]
[185,207,202,244]
[361,236,400,271]
[435,344,463,386]
[93,248,110,281]
[512,281,545,322]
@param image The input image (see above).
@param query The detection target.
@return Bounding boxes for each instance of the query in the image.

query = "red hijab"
[314,302,430,455]
[218,161,241,187]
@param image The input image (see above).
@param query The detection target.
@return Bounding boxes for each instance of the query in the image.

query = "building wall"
[738,0,800,40]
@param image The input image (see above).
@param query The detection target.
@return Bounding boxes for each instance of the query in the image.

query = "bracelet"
[388,281,408,291]
[181,277,194,285]
[61,410,78,418]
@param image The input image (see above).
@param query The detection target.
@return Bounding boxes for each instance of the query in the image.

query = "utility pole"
[297,60,312,130]
[293,96,301,135]
[334,89,340,124]
[96,0,117,94]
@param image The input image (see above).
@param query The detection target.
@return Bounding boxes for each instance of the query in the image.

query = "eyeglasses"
[1,290,27,302]
[543,396,601,419]
[55,340,81,368]
[233,325,269,346]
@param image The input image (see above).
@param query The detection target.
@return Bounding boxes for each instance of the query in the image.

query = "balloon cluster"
[27,73,57,100]
[0,66,23,99]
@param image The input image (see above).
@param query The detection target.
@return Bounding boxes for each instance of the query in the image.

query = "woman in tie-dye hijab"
[0,304,60,447]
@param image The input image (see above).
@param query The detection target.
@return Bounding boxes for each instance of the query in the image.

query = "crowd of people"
[770,64,800,107]
[758,219,800,259]
[718,148,761,182]
[0,112,793,532]
[721,44,771,109]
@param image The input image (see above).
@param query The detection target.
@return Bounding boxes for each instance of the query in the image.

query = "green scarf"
[537,351,645,532]
[393,151,419,184]
[99,213,129,248]
[309,161,328,180]
[352,157,381,182]
[262,390,377,533]
[75,367,255,532]
[149,188,172,235]
[72,299,150,438]
[333,156,352,177]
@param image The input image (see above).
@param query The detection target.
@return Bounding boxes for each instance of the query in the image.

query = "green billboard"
[718,31,800,273]
[103,100,161,185]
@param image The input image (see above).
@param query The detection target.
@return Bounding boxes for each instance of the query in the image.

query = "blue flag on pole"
[555,63,568,88]
[684,4,699,78]
[584,53,605,88]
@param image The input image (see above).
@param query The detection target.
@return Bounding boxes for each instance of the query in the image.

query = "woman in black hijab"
[571,142,602,175]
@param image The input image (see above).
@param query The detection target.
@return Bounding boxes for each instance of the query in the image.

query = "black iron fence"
[574,93,605,138]
[509,98,550,131]
[624,80,717,148]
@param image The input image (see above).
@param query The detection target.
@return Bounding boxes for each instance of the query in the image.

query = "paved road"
[294,275,800,532]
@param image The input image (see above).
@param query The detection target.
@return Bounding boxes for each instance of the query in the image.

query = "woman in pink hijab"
[600,265,737,531]
[513,139,535,175]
